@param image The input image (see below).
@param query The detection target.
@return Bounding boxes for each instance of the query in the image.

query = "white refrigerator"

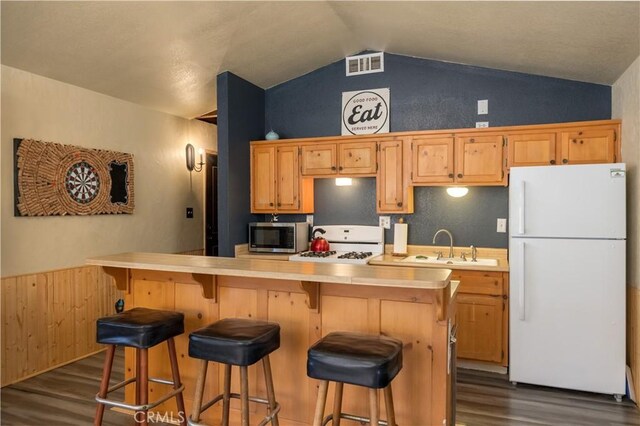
[509,163,626,397]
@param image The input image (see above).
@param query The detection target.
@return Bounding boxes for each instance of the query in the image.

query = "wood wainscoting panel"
[629,286,640,400]
[1,266,121,387]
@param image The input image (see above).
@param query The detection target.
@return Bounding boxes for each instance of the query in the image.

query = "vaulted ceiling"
[2,1,638,119]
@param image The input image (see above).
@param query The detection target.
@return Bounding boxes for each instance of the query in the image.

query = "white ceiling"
[2,1,639,119]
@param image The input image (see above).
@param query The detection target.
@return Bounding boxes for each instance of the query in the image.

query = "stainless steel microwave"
[248,222,309,253]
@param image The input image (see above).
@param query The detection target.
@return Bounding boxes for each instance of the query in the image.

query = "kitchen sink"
[398,255,498,267]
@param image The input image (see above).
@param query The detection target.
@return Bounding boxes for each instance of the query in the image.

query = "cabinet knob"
[277,203,281,207]
[397,202,403,207]
[562,159,568,164]
[550,159,556,164]
[457,173,463,178]
[579,140,584,144]
[331,166,336,171]
[470,138,475,143]
[339,166,343,171]
[269,203,274,206]
[448,173,454,178]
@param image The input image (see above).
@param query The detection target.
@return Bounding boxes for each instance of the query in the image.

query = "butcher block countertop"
[87,252,452,290]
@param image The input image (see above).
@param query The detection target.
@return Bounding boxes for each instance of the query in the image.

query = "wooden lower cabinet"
[452,270,508,366]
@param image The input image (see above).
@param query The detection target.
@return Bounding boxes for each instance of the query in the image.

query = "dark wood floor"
[1,349,638,425]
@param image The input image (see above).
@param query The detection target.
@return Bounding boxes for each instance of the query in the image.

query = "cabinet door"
[412,137,455,183]
[559,128,616,165]
[454,135,505,184]
[301,143,337,176]
[251,145,276,212]
[507,133,556,168]
[275,145,299,211]
[377,140,404,212]
[339,141,377,175]
[456,294,504,363]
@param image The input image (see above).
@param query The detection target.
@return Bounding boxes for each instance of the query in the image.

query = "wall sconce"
[446,186,469,197]
[186,143,204,173]
[335,178,353,186]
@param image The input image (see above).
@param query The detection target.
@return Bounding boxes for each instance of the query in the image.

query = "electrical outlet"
[306,215,314,226]
[186,207,194,219]
[478,99,488,115]
[497,218,507,233]
[476,121,489,128]
[379,216,391,229]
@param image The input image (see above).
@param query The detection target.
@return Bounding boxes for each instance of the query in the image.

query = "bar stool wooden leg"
[313,380,329,426]
[332,382,343,426]
[190,359,208,423]
[222,364,232,426]
[138,348,149,426]
[383,385,396,426]
[262,355,279,426]
[369,389,379,426]
[135,348,141,406]
[94,345,116,426]
[166,338,186,426]
[240,366,250,426]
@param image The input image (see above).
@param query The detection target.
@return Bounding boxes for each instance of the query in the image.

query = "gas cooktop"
[289,225,384,265]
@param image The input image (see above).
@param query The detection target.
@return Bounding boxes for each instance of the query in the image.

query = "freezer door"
[509,238,626,394]
[509,163,626,239]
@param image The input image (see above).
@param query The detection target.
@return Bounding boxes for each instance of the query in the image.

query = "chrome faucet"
[470,245,478,262]
[432,229,454,258]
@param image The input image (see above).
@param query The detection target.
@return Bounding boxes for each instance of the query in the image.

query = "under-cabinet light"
[446,187,469,197]
[335,178,353,186]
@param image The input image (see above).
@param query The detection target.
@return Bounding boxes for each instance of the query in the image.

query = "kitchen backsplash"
[263,178,509,248]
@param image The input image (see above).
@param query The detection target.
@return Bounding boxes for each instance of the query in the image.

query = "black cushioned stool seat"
[188,318,281,426]
[307,332,403,426]
[189,317,280,365]
[94,307,186,426]
[97,307,184,349]
[308,331,403,388]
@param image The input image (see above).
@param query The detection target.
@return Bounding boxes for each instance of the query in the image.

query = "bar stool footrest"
[95,376,185,411]
[188,392,281,426]
[322,412,389,426]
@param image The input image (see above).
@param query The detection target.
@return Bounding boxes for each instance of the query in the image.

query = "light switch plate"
[379,216,391,229]
[497,218,507,233]
[476,122,489,128]
[478,99,488,115]
[306,215,313,226]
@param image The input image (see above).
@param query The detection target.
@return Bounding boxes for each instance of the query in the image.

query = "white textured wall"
[1,66,216,277]
[612,56,640,288]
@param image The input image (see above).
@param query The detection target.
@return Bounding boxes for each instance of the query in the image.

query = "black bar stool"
[307,332,403,426]
[94,307,186,426]
[188,318,281,426]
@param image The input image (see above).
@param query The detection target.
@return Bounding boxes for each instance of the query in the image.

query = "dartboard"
[65,161,100,203]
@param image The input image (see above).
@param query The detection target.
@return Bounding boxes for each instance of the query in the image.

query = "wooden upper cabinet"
[251,145,276,212]
[455,135,505,185]
[559,128,616,165]
[301,143,337,176]
[411,136,455,183]
[507,133,556,168]
[377,140,406,212]
[275,145,299,211]
[339,141,377,175]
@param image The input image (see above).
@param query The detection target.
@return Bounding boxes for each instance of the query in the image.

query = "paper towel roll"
[393,222,408,255]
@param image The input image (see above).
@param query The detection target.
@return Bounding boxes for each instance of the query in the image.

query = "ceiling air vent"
[345,52,384,76]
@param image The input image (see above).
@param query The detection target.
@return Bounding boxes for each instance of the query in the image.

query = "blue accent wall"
[217,72,264,256]
[261,53,611,248]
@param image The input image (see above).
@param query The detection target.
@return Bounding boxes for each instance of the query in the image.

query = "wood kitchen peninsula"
[87,253,457,425]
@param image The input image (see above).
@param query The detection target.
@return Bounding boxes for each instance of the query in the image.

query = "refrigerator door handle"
[519,241,526,320]
[518,181,525,235]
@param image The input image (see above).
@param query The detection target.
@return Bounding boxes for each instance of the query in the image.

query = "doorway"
[205,153,218,256]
